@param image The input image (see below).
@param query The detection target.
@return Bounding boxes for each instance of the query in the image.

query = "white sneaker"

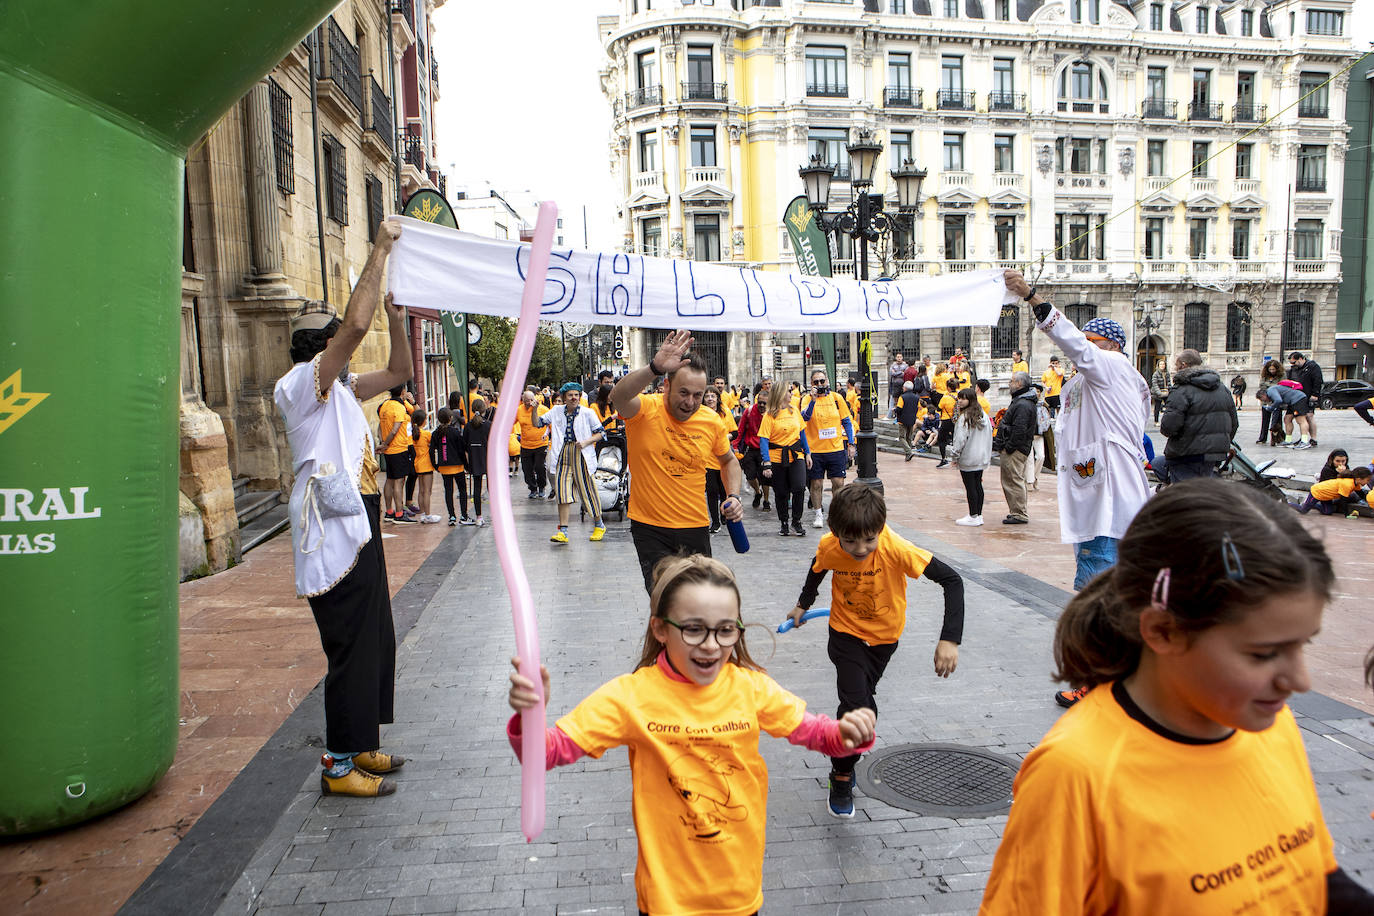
[812,508,825,528]
[475,517,487,528]
[971,515,984,526]
[955,515,979,526]
[420,514,442,524]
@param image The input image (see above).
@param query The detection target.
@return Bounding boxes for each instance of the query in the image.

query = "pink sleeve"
[506,714,589,770]
[786,711,876,758]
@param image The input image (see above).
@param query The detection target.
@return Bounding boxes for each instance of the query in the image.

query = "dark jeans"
[827,628,898,775]
[469,472,485,517]
[769,451,806,526]
[520,446,547,493]
[705,468,725,529]
[631,520,711,593]
[1355,399,1374,425]
[306,494,396,752]
[1153,455,1216,485]
[1152,397,1164,424]
[441,472,467,519]
[960,469,985,516]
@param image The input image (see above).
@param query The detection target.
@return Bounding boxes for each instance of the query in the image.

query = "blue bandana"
[1081,317,1126,351]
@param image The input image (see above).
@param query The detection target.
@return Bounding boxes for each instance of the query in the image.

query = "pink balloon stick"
[487,201,558,842]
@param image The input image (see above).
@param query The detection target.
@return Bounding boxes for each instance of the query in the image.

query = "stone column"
[243,79,289,294]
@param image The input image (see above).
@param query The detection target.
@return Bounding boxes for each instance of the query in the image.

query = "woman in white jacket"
[948,387,993,527]
[535,382,606,543]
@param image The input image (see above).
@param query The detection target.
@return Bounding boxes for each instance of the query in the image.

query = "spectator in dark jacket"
[1155,349,1240,483]
[1287,352,1323,446]
[992,371,1037,524]
[895,381,923,460]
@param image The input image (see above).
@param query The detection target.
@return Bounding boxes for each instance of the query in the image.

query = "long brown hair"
[704,385,728,419]
[1259,359,1285,383]
[1054,479,1333,688]
[634,555,764,673]
[955,387,984,425]
[764,382,791,418]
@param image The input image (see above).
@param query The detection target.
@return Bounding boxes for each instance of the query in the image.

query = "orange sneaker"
[320,767,395,797]
[1054,685,1091,709]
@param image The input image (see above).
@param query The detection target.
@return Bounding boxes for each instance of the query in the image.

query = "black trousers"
[470,472,486,517]
[520,446,548,493]
[441,471,468,518]
[827,628,898,775]
[705,468,725,529]
[770,449,806,526]
[960,468,985,516]
[306,494,396,752]
[631,519,711,593]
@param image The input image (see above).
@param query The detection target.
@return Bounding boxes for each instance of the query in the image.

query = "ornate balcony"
[681,81,726,102]
[988,92,1026,113]
[1188,101,1224,121]
[361,76,394,163]
[1141,99,1178,120]
[1233,103,1266,123]
[883,87,922,108]
[936,89,975,111]
[625,85,662,110]
[316,17,363,120]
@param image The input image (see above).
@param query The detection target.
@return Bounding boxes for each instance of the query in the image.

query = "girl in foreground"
[508,555,876,916]
[979,478,1372,914]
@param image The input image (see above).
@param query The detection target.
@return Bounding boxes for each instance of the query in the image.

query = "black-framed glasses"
[661,618,743,647]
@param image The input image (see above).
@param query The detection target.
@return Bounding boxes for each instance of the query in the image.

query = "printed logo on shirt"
[1073,458,1097,479]
[1188,821,1318,899]
[668,750,749,840]
[834,569,892,621]
[660,428,707,478]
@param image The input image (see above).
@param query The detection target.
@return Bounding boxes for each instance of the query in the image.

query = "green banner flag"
[783,195,836,383]
[403,190,468,410]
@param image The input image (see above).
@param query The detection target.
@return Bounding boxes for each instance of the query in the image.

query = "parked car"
[1317,378,1374,410]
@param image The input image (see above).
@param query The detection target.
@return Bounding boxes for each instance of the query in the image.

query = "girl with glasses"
[507,555,876,916]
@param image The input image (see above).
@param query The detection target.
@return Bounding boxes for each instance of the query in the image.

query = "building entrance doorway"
[1137,334,1166,378]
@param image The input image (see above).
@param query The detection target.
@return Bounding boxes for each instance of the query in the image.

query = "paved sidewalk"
[142,454,1374,914]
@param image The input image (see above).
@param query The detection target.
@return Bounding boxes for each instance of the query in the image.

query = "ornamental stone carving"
[1036,144,1054,175]
[1118,146,1135,177]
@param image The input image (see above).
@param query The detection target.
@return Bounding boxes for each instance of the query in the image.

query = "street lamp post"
[798,131,925,495]
[1133,299,1167,374]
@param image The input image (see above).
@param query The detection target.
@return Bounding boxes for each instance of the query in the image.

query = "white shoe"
[955,515,979,526]
[420,514,441,524]
[812,508,825,528]
[476,517,487,528]
[971,515,984,526]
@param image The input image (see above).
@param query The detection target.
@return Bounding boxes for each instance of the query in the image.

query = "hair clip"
[1151,567,1171,612]
[1220,532,1245,581]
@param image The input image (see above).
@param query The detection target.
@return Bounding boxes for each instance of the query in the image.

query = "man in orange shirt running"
[611,329,745,591]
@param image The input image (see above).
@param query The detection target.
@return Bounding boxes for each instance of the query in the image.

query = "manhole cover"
[855,743,1019,818]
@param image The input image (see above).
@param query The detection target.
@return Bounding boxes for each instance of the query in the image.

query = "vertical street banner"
[783,195,836,384]
[402,190,467,411]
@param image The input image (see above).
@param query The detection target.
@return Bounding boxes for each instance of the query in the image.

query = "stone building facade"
[180,0,448,573]
[599,0,1357,391]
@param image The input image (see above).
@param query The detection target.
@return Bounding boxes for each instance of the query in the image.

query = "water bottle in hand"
[725,517,749,554]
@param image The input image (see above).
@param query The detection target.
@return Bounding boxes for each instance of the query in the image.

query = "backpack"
[1035,401,1051,435]
[432,425,464,467]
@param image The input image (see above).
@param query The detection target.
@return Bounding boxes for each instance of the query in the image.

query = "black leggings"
[827,628,898,775]
[937,419,955,460]
[705,468,725,529]
[770,450,806,526]
[469,473,485,517]
[441,472,468,518]
[1356,399,1373,425]
[960,469,985,516]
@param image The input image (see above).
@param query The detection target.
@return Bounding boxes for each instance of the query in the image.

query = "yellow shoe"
[353,750,406,774]
[589,526,606,542]
[320,767,395,797]
[550,529,569,543]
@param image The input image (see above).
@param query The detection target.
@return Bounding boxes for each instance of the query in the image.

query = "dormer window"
[1196,6,1209,33]
[1306,9,1343,35]
[1058,61,1109,114]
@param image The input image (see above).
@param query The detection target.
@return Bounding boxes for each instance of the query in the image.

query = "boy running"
[785,482,965,817]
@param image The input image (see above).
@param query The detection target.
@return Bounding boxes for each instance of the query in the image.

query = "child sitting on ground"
[784,482,965,817]
[1298,467,1371,517]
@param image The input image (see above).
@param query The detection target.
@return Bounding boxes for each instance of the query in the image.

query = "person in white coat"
[948,387,994,526]
[536,382,607,543]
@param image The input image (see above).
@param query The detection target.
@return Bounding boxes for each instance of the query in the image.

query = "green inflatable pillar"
[0,1,338,835]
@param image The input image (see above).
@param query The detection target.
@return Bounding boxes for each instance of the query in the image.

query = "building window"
[1064,304,1098,327]
[1147,139,1165,176]
[995,216,1016,260]
[693,214,721,261]
[1145,217,1164,260]
[888,52,912,94]
[941,326,971,359]
[1296,145,1326,192]
[944,214,966,260]
[1191,141,1210,177]
[638,130,657,172]
[635,49,656,89]
[991,308,1019,359]
[1183,303,1210,351]
[1226,302,1251,352]
[268,78,294,195]
[941,55,964,91]
[1056,213,1104,260]
[1306,10,1343,35]
[686,44,714,87]
[943,133,964,171]
[1056,137,1099,174]
[1189,217,1208,259]
[890,0,907,11]
[1235,143,1252,179]
[809,127,850,179]
[992,57,1014,93]
[1150,2,1164,29]
[1195,6,1209,32]
[1192,68,1212,105]
[690,125,717,168]
[1058,60,1109,113]
[1293,219,1323,260]
[364,175,384,241]
[806,46,848,97]
[1281,301,1314,352]
[890,130,913,167]
[322,133,347,225]
[944,0,959,16]
[642,217,662,256]
[1298,72,1329,117]
[1146,65,1167,101]
[993,135,1014,172]
[995,0,1010,20]
[1232,219,1250,260]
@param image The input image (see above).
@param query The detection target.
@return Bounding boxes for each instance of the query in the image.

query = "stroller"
[1151,439,1287,504]
[583,431,629,522]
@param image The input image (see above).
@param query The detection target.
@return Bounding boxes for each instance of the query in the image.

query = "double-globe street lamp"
[1133,299,1168,374]
[798,131,926,494]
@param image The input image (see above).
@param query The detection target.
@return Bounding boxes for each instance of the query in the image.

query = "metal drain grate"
[855,743,1019,818]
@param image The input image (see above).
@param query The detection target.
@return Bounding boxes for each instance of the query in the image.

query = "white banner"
[386,216,1016,332]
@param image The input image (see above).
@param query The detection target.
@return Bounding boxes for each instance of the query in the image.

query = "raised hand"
[652,329,695,376]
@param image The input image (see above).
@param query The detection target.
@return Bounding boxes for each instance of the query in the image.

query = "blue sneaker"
[827,772,855,818]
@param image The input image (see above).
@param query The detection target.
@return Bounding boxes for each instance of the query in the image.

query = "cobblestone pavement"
[179,452,1373,916]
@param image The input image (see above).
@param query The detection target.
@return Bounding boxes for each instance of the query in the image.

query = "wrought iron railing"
[1297,101,1328,118]
[399,132,425,171]
[366,76,392,140]
[936,89,975,111]
[883,87,921,107]
[1232,103,1266,122]
[1141,98,1177,119]
[806,81,848,98]
[625,85,662,109]
[1295,177,1327,192]
[1187,101,1223,121]
[391,0,414,23]
[988,91,1026,112]
[323,17,363,114]
[681,81,726,101]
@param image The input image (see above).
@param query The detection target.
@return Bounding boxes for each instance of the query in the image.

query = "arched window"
[1058,61,1110,114]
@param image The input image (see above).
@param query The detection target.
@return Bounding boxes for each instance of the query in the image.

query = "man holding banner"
[612,329,744,592]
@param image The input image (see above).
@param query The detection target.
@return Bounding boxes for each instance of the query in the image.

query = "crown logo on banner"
[0,370,49,436]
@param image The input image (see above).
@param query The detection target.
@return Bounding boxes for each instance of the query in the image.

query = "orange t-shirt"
[801,393,852,454]
[411,428,434,473]
[705,410,738,471]
[758,407,804,451]
[594,401,620,435]
[1041,367,1064,397]
[846,389,861,418]
[378,398,412,455]
[516,403,549,449]
[812,526,933,645]
[1309,478,1359,502]
[980,691,1337,916]
[623,395,730,529]
[557,660,807,916]
[938,394,957,421]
